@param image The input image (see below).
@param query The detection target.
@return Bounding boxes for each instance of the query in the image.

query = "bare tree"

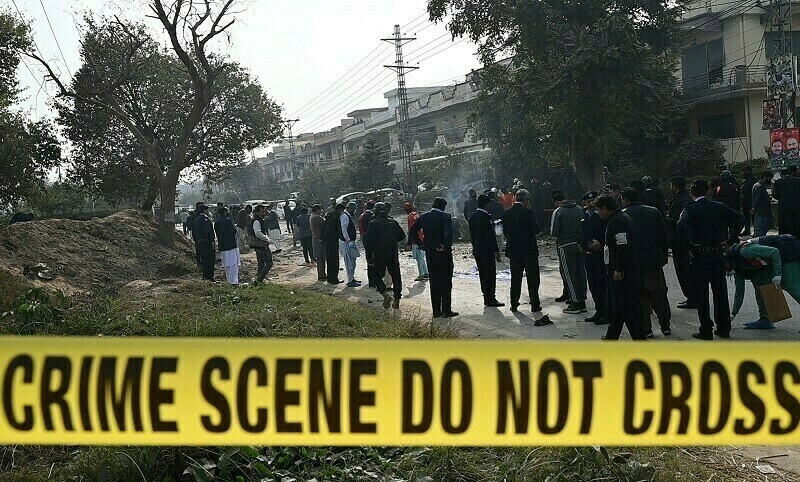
[29,0,242,246]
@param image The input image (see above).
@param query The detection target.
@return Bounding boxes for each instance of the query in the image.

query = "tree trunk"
[140,176,159,211]
[571,135,605,194]
[157,174,178,247]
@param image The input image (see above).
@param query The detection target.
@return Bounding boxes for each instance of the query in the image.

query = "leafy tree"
[215,160,284,203]
[297,165,348,204]
[668,136,726,177]
[29,1,283,246]
[0,10,61,207]
[428,0,684,190]
[344,138,394,192]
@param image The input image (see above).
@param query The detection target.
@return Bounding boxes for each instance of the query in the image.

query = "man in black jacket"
[323,204,346,285]
[621,188,671,337]
[580,191,607,324]
[469,195,504,307]
[642,176,667,214]
[677,179,744,340]
[740,167,756,235]
[501,189,551,325]
[463,189,478,221]
[365,202,406,309]
[752,170,774,237]
[595,195,646,340]
[667,176,695,309]
[409,197,457,318]
[193,204,216,281]
[772,166,800,240]
[715,170,741,212]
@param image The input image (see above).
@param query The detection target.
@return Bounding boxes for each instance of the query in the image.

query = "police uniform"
[580,192,607,322]
[603,209,646,340]
[677,181,745,339]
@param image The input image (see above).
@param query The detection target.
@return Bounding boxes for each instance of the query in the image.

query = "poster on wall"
[769,128,800,171]
[767,55,797,96]
[763,98,783,130]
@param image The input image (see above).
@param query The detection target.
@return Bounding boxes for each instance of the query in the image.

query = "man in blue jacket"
[410,197,457,318]
[677,179,745,340]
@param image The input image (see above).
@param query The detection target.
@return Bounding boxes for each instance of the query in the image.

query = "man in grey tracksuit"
[551,193,588,313]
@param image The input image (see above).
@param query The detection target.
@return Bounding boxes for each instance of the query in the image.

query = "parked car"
[273,200,296,220]
[366,188,404,201]
[336,192,366,204]
[461,179,498,194]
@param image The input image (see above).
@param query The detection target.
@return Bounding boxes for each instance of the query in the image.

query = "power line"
[412,39,467,64]
[38,0,73,79]
[300,73,397,133]
[292,44,390,117]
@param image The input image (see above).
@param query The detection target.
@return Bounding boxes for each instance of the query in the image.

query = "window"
[681,38,724,91]
[698,113,736,139]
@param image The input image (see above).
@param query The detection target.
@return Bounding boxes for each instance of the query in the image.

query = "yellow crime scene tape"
[0,336,798,446]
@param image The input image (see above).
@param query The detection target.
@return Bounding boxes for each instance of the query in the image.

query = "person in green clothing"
[727,234,800,329]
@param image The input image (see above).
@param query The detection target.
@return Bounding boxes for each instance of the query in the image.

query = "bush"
[668,136,726,177]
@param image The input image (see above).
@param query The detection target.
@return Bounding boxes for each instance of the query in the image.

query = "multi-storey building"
[676,0,799,165]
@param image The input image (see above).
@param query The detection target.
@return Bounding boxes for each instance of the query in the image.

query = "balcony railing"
[679,65,767,98]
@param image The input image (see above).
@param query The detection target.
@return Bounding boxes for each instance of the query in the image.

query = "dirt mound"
[0,210,195,293]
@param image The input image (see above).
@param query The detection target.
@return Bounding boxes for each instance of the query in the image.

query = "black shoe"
[714,329,730,339]
[662,328,672,336]
[585,312,602,322]
[692,332,713,340]
[645,331,654,339]
[563,302,587,314]
[432,312,443,318]
[328,279,343,285]
[485,300,505,307]
[273,249,282,254]
[601,335,617,341]
[510,304,519,312]
[318,277,327,281]
[677,300,698,309]
[534,315,553,326]
[593,317,610,325]
[443,311,459,318]
[531,305,542,313]
[555,295,569,302]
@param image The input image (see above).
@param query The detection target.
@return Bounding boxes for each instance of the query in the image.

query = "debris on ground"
[0,210,195,293]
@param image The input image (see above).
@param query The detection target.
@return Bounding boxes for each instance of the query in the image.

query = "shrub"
[668,136,726,177]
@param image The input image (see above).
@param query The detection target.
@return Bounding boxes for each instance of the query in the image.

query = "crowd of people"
[185,164,800,341]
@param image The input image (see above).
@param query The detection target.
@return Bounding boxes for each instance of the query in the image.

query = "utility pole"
[282,118,300,188]
[765,0,796,172]
[383,25,418,194]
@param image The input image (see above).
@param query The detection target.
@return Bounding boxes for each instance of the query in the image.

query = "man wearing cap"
[404,201,429,281]
[677,179,744,340]
[594,194,647,340]
[551,192,588,314]
[580,191,607,324]
[667,176,696,309]
[409,197,457,318]
[364,202,406,309]
[265,204,282,254]
[193,204,216,281]
[502,190,551,324]
[469,194,504,307]
[340,202,361,287]
[621,188,671,337]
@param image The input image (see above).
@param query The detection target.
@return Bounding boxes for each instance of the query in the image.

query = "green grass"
[0,275,762,481]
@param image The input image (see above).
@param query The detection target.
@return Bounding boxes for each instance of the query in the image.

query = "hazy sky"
[10,0,481,135]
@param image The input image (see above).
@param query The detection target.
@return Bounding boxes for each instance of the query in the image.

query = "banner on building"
[763,98,783,130]
[0,337,799,446]
[769,128,800,171]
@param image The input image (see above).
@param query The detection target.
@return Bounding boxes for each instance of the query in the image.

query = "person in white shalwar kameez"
[214,207,240,286]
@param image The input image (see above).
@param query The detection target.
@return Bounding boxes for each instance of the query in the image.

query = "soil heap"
[0,210,195,293]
